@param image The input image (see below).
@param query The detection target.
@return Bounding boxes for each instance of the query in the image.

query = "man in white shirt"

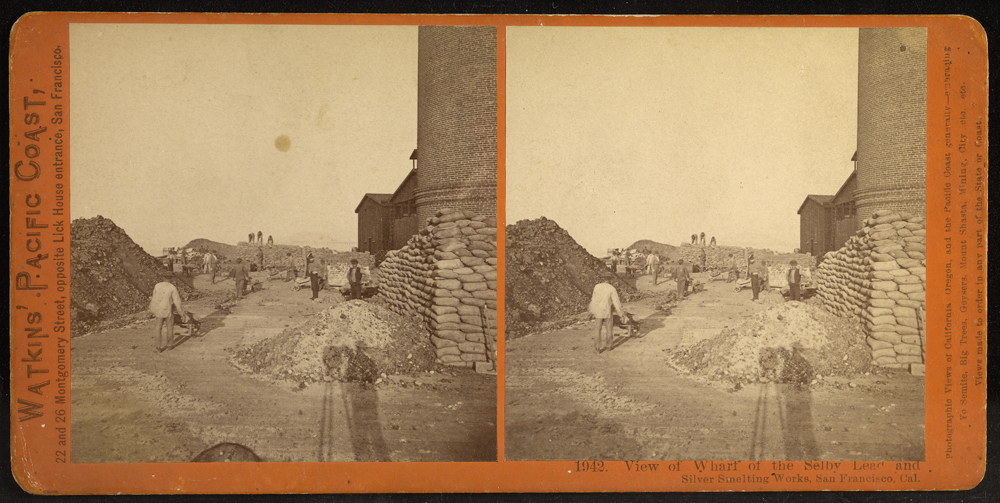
[203,250,218,284]
[647,253,661,285]
[149,274,186,352]
[588,282,624,353]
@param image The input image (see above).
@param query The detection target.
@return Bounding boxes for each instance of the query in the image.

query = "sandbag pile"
[815,210,926,368]
[378,209,498,368]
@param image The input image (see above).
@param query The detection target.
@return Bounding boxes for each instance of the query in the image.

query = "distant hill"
[627,239,680,260]
[182,238,239,260]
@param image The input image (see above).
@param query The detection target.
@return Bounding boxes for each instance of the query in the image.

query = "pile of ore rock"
[505,217,639,339]
[378,209,499,368]
[230,243,374,276]
[669,302,871,385]
[71,216,193,335]
[676,244,816,273]
[234,300,436,383]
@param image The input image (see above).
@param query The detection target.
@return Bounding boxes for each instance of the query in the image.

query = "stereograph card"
[8,12,987,494]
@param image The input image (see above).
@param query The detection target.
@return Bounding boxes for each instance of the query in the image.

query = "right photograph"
[504,27,927,461]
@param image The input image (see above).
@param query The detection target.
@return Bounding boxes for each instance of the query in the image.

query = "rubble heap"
[230,243,374,277]
[505,217,639,339]
[815,210,926,369]
[378,209,499,368]
[670,302,871,384]
[181,239,238,260]
[676,244,816,272]
[70,216,193,334]
[234,300,436,382]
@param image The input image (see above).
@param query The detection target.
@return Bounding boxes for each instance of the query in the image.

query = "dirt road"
[505,272,924,461]
[71,272,497,463]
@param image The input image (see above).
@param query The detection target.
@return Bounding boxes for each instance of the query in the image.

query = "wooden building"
[389,167,419,250]
[829,170,859,251]
[355,193,393,255]
[356,150,422,255]
[798,162,861,259]
[798,194,834,257]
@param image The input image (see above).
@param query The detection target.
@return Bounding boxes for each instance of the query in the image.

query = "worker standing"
[674,259,691,298]
[588,282,624,353]
[787,260,802,301]
[232,258,249,297]
[286,252,297,279]
[749,256,766,302]
[149,272,186,352]
[257,231,263,245]
[647,252,661,285]
[348,259,364,300]
[267,235,274,246]
[307,254,323,301]
[700,232,706,245]
[727,253,739,283]
[204,250,218,284]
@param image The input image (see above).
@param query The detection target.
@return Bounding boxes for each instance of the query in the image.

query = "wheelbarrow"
[734,278,770,293]
[734,277,752,292]
[293,276,325,291]
[171,311,201,339]
[612,311,640,338]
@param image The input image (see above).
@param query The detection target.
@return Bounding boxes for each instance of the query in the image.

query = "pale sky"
[70,24,418,255]
[506,27,860,256]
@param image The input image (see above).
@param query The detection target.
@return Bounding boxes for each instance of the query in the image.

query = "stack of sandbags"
[378,209,498,368]
[859,210,926,368]
[815,210,926,369]
[815,234,870,318]
[379,237,433,316]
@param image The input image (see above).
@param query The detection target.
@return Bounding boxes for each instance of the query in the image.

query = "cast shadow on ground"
[168,309,229,350]
[318,381,390,462]
[748,347,819,460]
[604,308,670,353]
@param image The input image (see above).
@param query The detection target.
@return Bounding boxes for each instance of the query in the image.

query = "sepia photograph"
[504,26,928,462]
[68,22,498,463]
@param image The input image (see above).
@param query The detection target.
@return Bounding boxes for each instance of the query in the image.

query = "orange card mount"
[9,12,987,494]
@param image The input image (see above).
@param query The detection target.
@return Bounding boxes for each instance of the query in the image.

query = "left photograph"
[69,23,498,463]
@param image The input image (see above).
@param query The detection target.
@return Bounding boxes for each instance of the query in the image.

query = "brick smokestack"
[415,26,498,225]
[855,28,927,219]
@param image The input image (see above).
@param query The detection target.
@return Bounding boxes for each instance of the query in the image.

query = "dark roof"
[389,168,418,204]
[354,193,393,213]
[851,150,858,162]
[797,194,834,215]
[409,149,418,160]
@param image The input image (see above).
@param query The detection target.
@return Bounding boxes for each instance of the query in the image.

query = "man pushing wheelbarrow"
[588,282,639,353]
